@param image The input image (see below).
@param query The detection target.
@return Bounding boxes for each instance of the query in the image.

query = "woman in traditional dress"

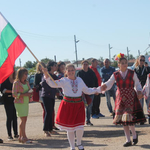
[42,63,101,150]
[101,54,146,147]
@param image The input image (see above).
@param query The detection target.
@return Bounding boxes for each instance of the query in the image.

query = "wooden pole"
[26,46,57,85]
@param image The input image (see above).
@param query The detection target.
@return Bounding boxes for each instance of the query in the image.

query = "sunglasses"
[140,59,145,62]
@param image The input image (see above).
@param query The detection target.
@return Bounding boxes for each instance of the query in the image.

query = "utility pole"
[108,44,112,61]
[74,35,79,67]
[138,50,140,56]
[127,47,130,60]
[54,55,56,62]
[19,58,21,67]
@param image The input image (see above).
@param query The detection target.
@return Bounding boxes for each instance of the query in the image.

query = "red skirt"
[56,96,85,128]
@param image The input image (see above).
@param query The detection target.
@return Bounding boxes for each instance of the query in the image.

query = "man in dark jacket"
[90,59,105,118]
[77,60,98,125]
[134,55,150,125]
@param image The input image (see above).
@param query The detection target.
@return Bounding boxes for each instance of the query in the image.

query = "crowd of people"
[0,54,150,149]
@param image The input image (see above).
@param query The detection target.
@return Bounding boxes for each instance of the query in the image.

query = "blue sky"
[1,0,150,66]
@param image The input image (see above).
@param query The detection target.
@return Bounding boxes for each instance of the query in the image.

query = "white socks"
[123,126,131,142]
[67,130,84,149]
[129,125,137,139]
[123,125,137,142]
[76,129,84,146]
[67,131,75,149]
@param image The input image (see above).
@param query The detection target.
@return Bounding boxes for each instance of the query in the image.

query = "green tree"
[111,55,118,68]
[32,61,38,68]
[98,57,104,62]
[41,58,53,65]
[24,61,34,68]
[145,52,149,55]
[28,67,36,75]
[128,54,135,60]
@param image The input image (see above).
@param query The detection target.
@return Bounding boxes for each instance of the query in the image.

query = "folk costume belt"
[63,96,82,103]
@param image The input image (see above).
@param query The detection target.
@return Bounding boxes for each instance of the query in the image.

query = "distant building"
[64,61,71,65]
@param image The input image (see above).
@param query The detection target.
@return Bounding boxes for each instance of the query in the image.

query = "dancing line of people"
[0,54,150,149]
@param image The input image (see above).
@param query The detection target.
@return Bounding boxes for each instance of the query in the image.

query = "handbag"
[84,94,92,105]
[82,93,92,106]
[32,88,40,102]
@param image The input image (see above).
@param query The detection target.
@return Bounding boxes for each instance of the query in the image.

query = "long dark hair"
[47,61,57,71]
[57,61,66,73]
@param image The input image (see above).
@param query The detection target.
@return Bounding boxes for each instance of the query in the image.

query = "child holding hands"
[101,54,146,147]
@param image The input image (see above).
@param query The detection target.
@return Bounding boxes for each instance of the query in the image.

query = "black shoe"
[77,144,84,150]
[53,126,59,130]
[133,134,138,145]
[123,141,132,147]
[7,136,13,141]
[148,116,150,124]
[14,135,19,139]
[86,121,93,126]
[140,122,144,125]
[0,139,3,143]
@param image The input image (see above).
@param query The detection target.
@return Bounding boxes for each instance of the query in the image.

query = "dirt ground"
[0,97,150,150]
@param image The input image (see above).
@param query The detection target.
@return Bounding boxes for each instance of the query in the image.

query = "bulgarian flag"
[0,12,26,83]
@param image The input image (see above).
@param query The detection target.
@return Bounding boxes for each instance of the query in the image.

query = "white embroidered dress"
[45,76,101,132]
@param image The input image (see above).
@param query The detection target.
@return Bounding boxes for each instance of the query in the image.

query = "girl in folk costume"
[42,64,101,150]
[142,74,150,124]
[101,54,146,147]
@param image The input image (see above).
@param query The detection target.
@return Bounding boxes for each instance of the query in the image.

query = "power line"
[79,39,107,47]
[16,29,72,40]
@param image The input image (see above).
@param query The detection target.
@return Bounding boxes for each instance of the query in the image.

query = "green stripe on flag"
[0,23,18,67]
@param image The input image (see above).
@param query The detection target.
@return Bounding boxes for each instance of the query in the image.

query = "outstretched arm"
[102,74,115,92]
[81,79,101,95]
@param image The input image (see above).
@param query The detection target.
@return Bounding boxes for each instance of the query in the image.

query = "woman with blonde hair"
[42,63,101,150]
[12,68,33,143]
[134,58,139,68]
[34,62,47,124]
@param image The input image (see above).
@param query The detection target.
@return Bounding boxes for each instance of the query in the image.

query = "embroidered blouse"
[45,77,101,97]
[104,69,142,92]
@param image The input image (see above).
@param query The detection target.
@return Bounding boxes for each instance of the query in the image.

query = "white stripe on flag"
[0,12,8,37]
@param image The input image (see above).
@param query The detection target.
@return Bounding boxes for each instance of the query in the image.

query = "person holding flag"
[42,63,102,150]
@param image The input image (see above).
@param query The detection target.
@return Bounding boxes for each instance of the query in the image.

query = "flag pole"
[26,46,57,85]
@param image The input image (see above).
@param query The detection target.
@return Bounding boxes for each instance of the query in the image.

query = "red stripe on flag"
[0,35,26,83]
